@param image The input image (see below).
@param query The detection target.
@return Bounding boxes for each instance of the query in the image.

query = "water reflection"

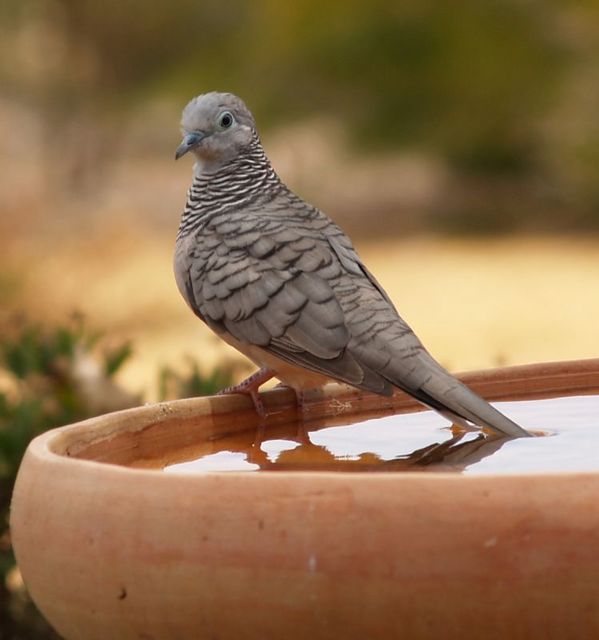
[242,425,509,472]
[164,395,599,475]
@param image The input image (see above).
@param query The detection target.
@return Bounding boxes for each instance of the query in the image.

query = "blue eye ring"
[218,111,234,130]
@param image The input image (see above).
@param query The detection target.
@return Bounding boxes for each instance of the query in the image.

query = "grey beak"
[175,132,204,160]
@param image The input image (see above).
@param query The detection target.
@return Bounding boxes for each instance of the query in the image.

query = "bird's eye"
[218,111,234,130]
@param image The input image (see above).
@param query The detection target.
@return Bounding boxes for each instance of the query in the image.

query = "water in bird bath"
[162,394,599,475]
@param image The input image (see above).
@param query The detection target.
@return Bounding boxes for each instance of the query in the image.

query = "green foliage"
[0,318,133,496]
[0,320,133,479]
[3,0,599,228]
[4,322,93,378]
[104,342,135,378]
[0,394,43,481]
[159,359,234,401]
[0,0,569,161]
[287,0,564,169]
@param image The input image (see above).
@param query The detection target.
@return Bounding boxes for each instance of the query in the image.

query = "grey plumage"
[174,92,529,438]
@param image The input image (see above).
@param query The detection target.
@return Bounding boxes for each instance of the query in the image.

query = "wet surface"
[163,395,599,475]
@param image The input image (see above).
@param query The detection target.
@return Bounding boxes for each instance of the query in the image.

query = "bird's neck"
[177,135,281,239]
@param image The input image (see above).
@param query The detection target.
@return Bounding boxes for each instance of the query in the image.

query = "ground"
[4,227,598,400]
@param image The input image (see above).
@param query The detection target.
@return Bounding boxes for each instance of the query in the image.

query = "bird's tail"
[392,354,531,438]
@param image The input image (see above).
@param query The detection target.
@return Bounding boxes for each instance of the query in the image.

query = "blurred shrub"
[0,318,134,498]
[159,358,234,401]
[2,0,599,229]
[0,0,565,165]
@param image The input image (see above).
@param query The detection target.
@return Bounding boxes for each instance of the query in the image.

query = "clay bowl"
[11,359,599,640]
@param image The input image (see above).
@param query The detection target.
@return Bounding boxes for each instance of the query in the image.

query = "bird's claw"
[218,367,274,420]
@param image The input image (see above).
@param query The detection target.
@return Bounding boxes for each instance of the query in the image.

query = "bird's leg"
[218,368,274,419]
[295,419,311,445]
[274,382,307,417]
[296,389,306,412]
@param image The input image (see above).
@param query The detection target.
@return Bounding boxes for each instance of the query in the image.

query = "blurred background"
[1,0,599,636]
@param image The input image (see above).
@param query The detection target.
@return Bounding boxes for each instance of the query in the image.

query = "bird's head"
[175,92,256,169]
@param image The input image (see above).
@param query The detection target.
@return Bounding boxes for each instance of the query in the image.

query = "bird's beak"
[175,132,204,160]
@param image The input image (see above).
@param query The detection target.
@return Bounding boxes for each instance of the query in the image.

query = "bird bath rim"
[25,357,599,479]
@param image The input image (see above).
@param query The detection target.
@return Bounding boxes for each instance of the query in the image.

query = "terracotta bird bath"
[10,359,599,640]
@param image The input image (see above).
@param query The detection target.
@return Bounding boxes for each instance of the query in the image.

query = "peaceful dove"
[174,92,529,438]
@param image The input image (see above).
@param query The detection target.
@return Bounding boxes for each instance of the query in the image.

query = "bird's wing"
[184,208,391,393]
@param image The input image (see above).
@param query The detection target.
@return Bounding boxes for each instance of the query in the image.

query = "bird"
[173,92,530,439]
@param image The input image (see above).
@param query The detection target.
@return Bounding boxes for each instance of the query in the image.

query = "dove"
[174,92,529,438]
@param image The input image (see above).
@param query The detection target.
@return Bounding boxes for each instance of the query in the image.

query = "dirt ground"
[4,227,599,400]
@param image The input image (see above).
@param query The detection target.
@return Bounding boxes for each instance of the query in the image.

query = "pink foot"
[219,368,274,419]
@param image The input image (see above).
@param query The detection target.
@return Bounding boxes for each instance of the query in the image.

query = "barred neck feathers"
[177,134,281,239]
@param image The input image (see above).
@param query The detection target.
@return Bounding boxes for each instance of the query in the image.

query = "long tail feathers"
[423,376,529,438]
[385,355,531,439]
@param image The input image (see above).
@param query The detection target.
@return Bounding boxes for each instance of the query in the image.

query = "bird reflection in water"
[242,422,509,473]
